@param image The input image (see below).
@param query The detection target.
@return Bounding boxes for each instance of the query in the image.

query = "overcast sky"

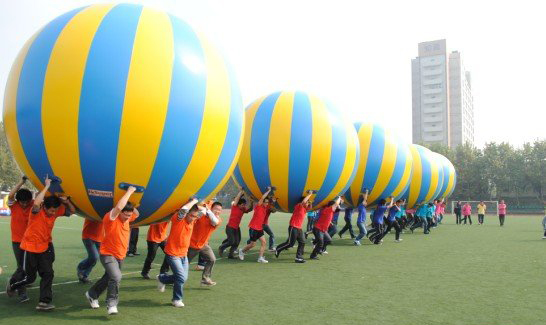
[1,0,544,147]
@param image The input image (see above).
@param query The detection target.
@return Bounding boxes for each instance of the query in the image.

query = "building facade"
[411,39,475,147]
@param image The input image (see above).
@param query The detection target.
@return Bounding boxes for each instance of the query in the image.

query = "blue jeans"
[159,256,188,301]
[77,239,100,278]
[355,221,367,241]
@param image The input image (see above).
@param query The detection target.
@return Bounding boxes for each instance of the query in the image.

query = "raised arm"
[111,186,137,220]
[258,187,272,205]
[32,178,51,214]
[8,176,27,203]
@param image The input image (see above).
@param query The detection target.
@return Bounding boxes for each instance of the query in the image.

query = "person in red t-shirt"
[275,191,314,263]
[218,189,253,258]
[238,187,272,263]
[141,220,171,279]
[7,176,33,302]
[7,177,75,311]
[187,202,222,286]
[157,198,203,307]
[86,186,138,315]
[310,197,342,260]
[77,218,104,283]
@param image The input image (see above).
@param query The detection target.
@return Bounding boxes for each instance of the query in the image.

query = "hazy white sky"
[1,0,544,147]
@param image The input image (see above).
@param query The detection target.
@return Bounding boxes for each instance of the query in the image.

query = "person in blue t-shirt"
[338,207,355,239]
[353,191,369,246]
[378,200,403,242]
[368,197,394,244]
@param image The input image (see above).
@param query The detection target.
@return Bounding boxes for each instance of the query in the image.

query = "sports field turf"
[1,213,545,325]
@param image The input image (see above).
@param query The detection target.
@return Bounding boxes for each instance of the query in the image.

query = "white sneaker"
[395,239,403,243]
[107,306,118,315]
[354,240,361,246]
[257,256,268,263]
[172,300,185,307]
[157,275,165,293]
[238,249,245,260]
[85,291,99,309]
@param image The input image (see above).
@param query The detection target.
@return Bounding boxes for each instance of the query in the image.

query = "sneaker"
[194,265,205,271]
[238,249,245,261]
[172,300,185,308]
[85,291,99,309]
[354,240,361,246]
[19,293,29,303]
[257,256,268,263]
[157,275,165,293]
[200,279,217,287]
[295,258,306,263]
[107,306,118,315]
[141,272,150,280]
[36,302,55,311]
[395,239,403,243]
[5,282,15,298]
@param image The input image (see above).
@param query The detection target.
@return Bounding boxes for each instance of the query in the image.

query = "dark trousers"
[142,240,170,275]
[462,215,472,225]
[11,242,26,295]
[263,224,275,249]
[478,214,485,224]
[327,222,338,238]
[276,226,305,259]
[128,228,139,254]
[382,219,402,240]
[339,218,355,238]
[9,243,55,303]
[499,214,505,226]
[219,226,241,257]
[310,228,332,258]
[369,222,384,244]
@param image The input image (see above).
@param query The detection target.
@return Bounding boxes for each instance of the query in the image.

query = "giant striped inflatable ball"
[345,123,412,207]
[405,145,442,208]
[3,4,243,226]
[436,154,456,199]
[233,91,359,212]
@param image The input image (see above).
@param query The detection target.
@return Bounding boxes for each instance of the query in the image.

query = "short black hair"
[43,196,61,209]
[237,198,247,205]
[211,202,222,209]
[15,188,32,202]
[122,202,135,212]
[379,199,386,205]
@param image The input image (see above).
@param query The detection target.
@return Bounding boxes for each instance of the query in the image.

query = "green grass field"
[1,212,545,325]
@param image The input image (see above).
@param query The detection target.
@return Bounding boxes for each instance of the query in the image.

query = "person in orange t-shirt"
[187,202,222,286]
[77,218,104,283]
[86,186,138,315]
[7,176,33,302]
[6,177,75,311]
[157,198,203,307]
[141,220,170,279]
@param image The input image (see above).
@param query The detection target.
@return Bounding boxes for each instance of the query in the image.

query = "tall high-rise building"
[411,39,475,147]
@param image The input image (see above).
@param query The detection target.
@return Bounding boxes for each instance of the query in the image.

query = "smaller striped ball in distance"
[3,4,243,226]
[435,153,456,199]
[344,123,413,208]
[405,145,443,208]
[233,91,360,212]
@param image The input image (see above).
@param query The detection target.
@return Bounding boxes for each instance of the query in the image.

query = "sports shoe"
[172,300,185,307]
[200,279,217,287]
[238,249,245,261]
[395,239,403,243]
[107,306,118,315]
[19,293,29,303]
[157,275,165,293]
[257,256,268,263]
[295,258,306,263]
[194,265,205,271]
[85,291,99,309]
[36,302,55,311]
[5,282,15,298]
[354,240,361,246]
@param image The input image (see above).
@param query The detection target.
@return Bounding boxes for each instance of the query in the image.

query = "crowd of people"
[4,176,514,314]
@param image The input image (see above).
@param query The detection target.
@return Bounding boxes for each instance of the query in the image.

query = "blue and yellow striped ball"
[3,4,243,226]
[436,154,456,199]
[233,91,359,212]
[405,145,443,208]
[345,124,413,207]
